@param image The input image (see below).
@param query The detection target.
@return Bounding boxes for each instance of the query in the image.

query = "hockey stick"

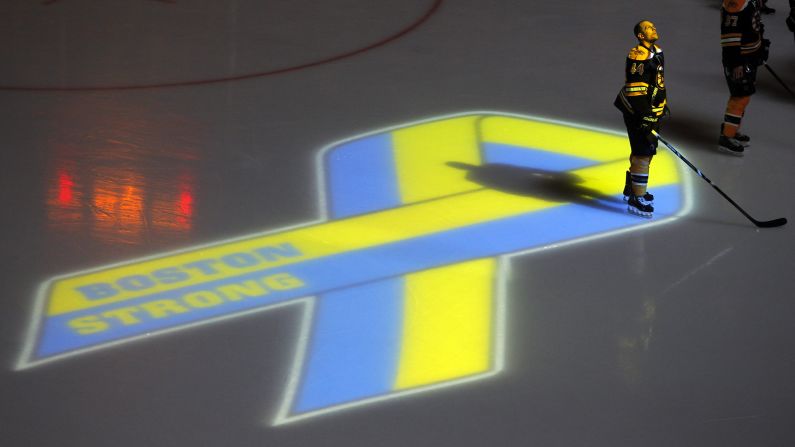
[651,130,787,228]
[763,62,795,99]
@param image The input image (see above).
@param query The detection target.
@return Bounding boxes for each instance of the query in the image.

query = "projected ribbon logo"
[18,112,687,425]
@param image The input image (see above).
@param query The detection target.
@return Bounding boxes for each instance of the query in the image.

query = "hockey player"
[719,0,768,155]
[614,20,668,218]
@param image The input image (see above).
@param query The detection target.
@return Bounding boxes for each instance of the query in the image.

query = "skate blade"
[627,206,653,218]
[718,146,744,157]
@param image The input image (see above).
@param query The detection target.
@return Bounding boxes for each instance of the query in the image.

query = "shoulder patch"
[723,0,747,13]
[628,46,650,60]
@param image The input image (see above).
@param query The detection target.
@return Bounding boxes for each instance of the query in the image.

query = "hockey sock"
[629,155,652,196]
[630,173,649,196]
[722,96,750,138]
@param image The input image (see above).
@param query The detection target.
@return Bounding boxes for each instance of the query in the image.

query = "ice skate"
[627,193,654,218]
[734,132,750,147]
[721,124,750,147]
[622,171,654,204]
[718,135,745,156]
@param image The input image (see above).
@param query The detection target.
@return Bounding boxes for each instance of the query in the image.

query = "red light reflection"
[57,171,75,205]
[47,166,83,231]
[48,163,197,245]
[151,173,196,232]
[44,98,200,247]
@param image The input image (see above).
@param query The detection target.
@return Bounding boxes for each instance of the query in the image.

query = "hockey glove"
[639,115,659,143]
[640,115,659,126]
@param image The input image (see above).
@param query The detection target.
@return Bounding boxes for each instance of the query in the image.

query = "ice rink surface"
[1,1,794,446]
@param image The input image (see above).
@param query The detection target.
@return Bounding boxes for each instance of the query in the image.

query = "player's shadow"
[446,162,626,214]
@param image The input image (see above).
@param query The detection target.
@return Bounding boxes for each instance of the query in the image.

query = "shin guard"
[629,155,652,196]
[722,96,750,138]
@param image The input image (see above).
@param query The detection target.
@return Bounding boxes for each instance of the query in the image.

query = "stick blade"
[755,217,788,228]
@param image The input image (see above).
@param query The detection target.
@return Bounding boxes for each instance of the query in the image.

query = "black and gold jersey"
[721,0,764,67]
[614,44,667,119]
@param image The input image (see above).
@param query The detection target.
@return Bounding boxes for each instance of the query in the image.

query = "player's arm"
[622,47,654,118]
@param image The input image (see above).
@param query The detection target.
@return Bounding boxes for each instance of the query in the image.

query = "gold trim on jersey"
[651,99,667,117]
[721,33,743,47]
[624,82,649,96]
[740,37,762,54]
